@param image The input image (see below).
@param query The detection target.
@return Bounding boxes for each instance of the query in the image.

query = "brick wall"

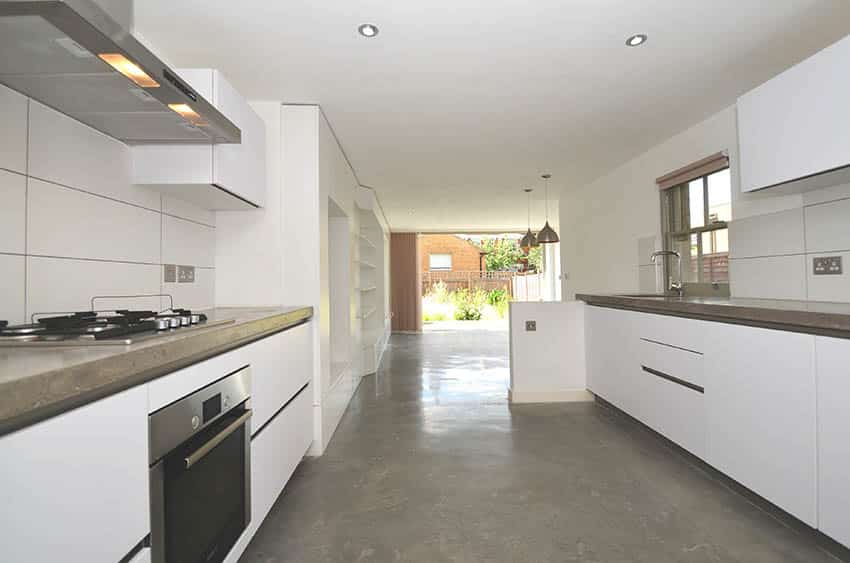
[419,234,486,272]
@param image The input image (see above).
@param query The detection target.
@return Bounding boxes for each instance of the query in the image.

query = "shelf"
[358,234,377,249]
[357,260,377,269]
[359,286,377,292]
[358,307,377,320]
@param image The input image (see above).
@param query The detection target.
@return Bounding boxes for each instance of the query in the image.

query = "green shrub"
[426,280,450,304]
[451,288,488,321]
[487,288,508,306]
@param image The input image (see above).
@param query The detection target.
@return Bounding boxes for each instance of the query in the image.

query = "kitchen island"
[578,293,850,554]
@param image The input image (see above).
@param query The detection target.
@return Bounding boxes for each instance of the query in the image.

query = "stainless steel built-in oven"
[149,366,252,563]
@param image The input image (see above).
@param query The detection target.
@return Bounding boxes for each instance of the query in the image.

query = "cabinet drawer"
[250,384,312,529]
[639,362,707,459]
[245,322,313,434]
[638,338,704,390]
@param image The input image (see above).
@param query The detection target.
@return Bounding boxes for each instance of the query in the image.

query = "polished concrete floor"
[240,328,842,563]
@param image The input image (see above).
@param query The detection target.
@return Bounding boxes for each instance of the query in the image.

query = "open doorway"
[419,233,558,331]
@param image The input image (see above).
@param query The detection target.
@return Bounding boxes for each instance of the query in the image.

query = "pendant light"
[537,173,560,244]
[520,188,538,252]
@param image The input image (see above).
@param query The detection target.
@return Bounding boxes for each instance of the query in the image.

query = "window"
[661,168,731,288]
[428,253,452,271]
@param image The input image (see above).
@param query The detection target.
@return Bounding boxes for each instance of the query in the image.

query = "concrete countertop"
[0,306,313,437]
[576,293,850,338]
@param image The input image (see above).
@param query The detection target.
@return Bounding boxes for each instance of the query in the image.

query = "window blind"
[656,151,729,190]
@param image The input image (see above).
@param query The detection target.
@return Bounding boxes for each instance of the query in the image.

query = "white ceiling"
[135,0,850,232]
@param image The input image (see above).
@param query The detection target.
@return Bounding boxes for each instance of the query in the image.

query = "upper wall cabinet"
[133,69,266,209]
[738,35,850,193]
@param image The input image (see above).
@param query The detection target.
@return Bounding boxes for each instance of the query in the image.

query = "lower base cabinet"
[0,386,150,563]
[703,322,817,527]
[816,336,850,547]
[586,305,820,531]
[224,385,313,563]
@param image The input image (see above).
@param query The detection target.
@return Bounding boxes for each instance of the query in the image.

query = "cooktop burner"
[0,309,232,347]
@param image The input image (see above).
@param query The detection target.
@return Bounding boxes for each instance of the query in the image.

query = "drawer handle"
[641,365,704,394]
[184,410,252,469]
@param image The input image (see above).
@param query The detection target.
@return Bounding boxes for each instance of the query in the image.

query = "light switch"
[163,264,176,283]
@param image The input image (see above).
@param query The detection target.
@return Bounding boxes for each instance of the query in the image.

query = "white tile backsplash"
[0,254,25,323]
[27,101,160,211]
[0,84,28,175]
[27,257,161,315]
[0,170,26,254]
[162,267,215,311]
[806,251,850,303]
[162,196,216,227]
[27,178,161,264]
[729,208,805,259]
[637,235,660,266]
[638,263,662,293]
[804,198,850,254]
[729,255,807,300]
[163,215,215,268]
[0,90,217,318]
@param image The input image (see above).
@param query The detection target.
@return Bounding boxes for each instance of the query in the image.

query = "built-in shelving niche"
[357,207,388,376]
[328,198,351,389]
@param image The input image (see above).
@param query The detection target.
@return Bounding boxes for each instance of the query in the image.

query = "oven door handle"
[184,410,252,469]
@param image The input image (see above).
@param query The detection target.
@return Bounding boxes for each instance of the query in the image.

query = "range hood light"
[98,53,160,88]
[168,103,206,126]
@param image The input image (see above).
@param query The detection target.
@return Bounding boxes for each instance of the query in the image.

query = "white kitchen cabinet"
[223,383,313,563]
[133,69,266,210]
[816,336,850,547]
[585,306,640,414]
[244,322,313,434]
[703,323,817,525]
[250,383,312,530]
[0,386,149,563]
[637,338,706,459]
[738,34,850,193]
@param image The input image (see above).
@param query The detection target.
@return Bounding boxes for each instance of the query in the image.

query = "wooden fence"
[421,270,549,300]
[421,271,514,296]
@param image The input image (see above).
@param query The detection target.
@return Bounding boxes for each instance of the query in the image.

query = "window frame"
[428,253,453,271]
[660,167,731,294]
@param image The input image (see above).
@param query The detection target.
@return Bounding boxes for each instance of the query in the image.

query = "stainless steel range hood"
[0,0,241,144]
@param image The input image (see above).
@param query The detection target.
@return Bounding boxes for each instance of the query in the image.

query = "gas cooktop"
[0,309,234,347]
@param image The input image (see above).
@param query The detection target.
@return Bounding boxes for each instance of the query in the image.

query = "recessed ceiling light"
[358,24,379,38]
[626,34,647,47]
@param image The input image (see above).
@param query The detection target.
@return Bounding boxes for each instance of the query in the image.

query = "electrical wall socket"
[525,320,537,332]
[813,256,842,276]
[163,264,176,283]
[177,265,195,283]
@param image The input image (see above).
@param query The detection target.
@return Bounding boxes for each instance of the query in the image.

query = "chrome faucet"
[650,250,683,297]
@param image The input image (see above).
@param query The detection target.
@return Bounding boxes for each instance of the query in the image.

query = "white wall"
[559,102,850,303]
[0,84,215,323]
[215,101,285,307]
[508,301,590,403]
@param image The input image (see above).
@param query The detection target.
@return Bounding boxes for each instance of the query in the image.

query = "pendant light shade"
[520,188,538,251]
[537,221,559,243]
[538,174,560,244]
